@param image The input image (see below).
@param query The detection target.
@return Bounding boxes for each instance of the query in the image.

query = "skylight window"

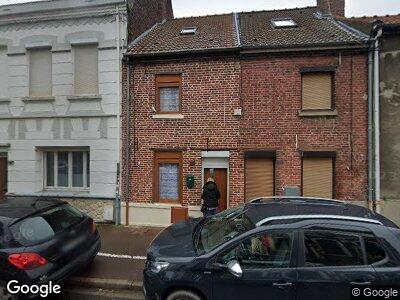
[271,18,297,28]
[180,27,197,35]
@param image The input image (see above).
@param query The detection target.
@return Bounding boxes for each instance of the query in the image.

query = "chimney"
[317,0,345,17]
[127,0,174,43]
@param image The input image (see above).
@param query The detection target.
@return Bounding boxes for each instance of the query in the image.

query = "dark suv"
[143,197,400,300]
[0,196,100,299]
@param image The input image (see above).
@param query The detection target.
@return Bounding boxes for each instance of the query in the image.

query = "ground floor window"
[44,150,90,189]
[245,157,275,202]
[302,156,334,199]
[154,151,182,203]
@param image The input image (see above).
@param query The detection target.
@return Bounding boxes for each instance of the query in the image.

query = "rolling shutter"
[245,158,274,202]
[303,157,333,198]
[302,73,332,110]
[29,48,52,97]
[74,44,98,95]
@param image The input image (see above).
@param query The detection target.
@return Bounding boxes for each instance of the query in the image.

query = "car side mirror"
[227,260,243,278]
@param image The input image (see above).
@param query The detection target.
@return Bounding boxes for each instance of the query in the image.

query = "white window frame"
[43,150,90,190]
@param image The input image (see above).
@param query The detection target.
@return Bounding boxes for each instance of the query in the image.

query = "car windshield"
[9,204,84,246]
[194,205,255,254]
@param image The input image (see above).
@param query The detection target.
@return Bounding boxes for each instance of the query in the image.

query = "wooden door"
[204,168,227,212]
[0,158,7,200]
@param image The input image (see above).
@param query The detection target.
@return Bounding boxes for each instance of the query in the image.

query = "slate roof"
[127,6,367,57]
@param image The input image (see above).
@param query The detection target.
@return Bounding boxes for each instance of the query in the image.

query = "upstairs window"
[0,46,8,98]
[180,27,197,35]
[155,74,182,113]
[271,18,297,28]
[302,72,333,110]
[73,44,98,96]
[29,48,52,97]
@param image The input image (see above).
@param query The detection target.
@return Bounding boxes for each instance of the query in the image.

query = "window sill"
[152,114,184,120]
[0,98,10,103]
[22,96,55,102]
[67,95,102,101]
[298,109,338,117]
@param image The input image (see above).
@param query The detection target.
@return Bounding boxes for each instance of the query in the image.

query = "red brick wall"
[122,51,368,207]
[127,0,174,43]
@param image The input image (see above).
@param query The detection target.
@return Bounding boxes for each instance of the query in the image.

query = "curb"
[67,277,143,291]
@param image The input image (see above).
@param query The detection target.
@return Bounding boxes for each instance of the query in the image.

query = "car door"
[211,229,298,300]
[363,229,400,285]
[296,226,379,300]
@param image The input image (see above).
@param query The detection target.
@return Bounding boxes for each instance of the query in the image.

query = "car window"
[304,230,364,267]
[216,231,294,269]
[10,204,84,246]
[364,236,387,265]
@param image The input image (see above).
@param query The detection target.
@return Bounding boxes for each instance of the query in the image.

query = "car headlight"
[148,261,170,273]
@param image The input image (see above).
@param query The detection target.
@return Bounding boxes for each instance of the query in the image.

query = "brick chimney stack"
[127,0,174,43]
[317,0,345,17]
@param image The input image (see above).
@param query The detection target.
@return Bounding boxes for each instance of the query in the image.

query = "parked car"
[0,196,101,299]
[143,197,400,300]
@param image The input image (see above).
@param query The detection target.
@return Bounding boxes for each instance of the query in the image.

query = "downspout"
[373,27,383,211]
[115,5,121,225]
[125,63,131,225]
[367,49,374,207]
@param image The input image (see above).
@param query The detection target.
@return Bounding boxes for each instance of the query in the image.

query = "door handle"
[350,281,372,286]
[273,282,293,289]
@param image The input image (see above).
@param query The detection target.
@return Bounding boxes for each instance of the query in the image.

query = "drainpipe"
[114,5,122,225]
[125,63,131,225]
[373,27,383,211]
[367,49,374,207]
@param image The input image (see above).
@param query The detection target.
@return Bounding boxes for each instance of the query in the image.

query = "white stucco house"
[0,0,127,221]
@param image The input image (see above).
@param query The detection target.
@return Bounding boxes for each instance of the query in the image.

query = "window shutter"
[0,47,8,98]
[29,49,52,97]
[303,157,333,198]
[74,44,98,95]
[245,158,274,202]
[302,73,332,110]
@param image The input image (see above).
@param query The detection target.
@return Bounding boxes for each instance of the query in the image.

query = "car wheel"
[166,290,202,300]
[0,287,18,300]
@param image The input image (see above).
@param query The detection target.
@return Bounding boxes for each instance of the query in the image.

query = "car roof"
[0,196,66,221]
[244,197,398,228]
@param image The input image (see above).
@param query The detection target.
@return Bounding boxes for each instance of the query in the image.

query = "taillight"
[8,253,48,270]
[92,220,97,233]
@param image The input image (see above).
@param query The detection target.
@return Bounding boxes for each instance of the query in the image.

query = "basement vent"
[271,18,297,28]
[180,27,197,35]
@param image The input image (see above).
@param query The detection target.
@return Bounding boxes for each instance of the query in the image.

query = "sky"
[0,0,399,18]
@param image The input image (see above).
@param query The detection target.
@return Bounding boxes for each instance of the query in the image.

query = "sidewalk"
[70,224,163,287]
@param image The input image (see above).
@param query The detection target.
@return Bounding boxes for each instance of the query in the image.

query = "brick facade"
[122,50,368,208]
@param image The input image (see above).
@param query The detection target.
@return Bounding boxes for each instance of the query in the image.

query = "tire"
[0,286,18,300]
[166,290,202,300]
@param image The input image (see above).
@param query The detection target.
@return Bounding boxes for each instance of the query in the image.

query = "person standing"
[201,177,221,217]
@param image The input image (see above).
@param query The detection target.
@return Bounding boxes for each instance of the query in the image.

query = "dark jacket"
[201,181,220,209]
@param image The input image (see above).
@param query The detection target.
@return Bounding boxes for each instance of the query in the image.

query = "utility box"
[186,174,195,189]
[283,186,300,197]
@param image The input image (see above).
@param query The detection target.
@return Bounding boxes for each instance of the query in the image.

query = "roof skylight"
[271,18,297,28]
[180,27,197,35]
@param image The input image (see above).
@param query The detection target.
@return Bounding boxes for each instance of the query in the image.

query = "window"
[302,72,333,110]
[154,152,182,202]
[0,46,8,98]
[245,157,275,201]
[302,156,334,199]
[180,27,197,35]
[364,236,388,265]
[29,48,52,97]
[155,75,182,113]
[73,44,98,95]
[216,231,294,269]
[44,150,90,189]
[271,18,297,28]
[304,230,364,267]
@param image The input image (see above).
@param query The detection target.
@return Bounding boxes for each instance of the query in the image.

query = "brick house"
[121,5,369,226]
